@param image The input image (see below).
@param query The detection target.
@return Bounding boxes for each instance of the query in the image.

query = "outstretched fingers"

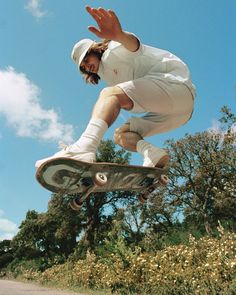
[86,6,103,37]
[86,6,116,23]
[87,26,102,38]
[107,9,118,20]
[85,6,122,40]
[98,7,111,18]
[86,6,102,25]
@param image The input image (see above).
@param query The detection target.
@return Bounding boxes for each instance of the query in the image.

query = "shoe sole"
[155,155,170,169]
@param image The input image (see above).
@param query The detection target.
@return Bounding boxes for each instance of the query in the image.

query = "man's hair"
[79,40,110,84]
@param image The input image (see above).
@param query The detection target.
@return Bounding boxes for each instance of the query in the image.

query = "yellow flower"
[231,261,236,268]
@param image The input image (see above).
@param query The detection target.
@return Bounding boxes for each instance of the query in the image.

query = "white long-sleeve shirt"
[97,38,196,97]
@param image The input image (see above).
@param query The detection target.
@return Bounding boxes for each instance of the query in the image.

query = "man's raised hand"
[86,6,123,41]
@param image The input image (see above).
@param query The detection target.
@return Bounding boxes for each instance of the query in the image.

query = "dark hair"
[79,40,110,84]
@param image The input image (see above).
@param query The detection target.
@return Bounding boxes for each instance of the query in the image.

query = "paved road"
[0,280,85,295]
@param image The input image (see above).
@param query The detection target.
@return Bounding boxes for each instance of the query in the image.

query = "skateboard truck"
[69,172,107,211]
[137,174,169,204]
[70,173,169,209]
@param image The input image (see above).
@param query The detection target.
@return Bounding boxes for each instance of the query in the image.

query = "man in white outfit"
[36,6,196,169]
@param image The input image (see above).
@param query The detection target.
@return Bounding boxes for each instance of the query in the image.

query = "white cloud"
[25,0,48,20]
[0,219,17,233]
[0,67,75,143]
[208,119,236,144]
[0,233,15,241]
[0,210,18,241]
[0,209,4,217]
[208,119,222,134]
[231,123,236,133]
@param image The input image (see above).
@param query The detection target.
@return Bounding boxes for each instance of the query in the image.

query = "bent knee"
[99,87,133,110]
[99,86,120,98]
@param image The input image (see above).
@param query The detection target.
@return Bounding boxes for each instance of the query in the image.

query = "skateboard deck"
[36,157,169,210]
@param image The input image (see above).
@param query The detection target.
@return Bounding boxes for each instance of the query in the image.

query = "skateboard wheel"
[94,173,107,186]
[70,198,83,211]
[160,175,169,185]
[137,194,147,204]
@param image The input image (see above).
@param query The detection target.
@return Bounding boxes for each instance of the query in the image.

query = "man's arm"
[115,31,140,52]
[86,6,140,52]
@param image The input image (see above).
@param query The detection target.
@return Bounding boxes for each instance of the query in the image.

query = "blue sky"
[0,0,235,240]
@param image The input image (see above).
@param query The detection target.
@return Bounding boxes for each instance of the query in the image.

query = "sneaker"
[35,143,96,168]
[142,146,170,168]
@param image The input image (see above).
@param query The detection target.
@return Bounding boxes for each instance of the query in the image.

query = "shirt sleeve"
[108,34,144,61]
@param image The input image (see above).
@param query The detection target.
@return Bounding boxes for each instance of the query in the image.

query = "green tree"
[39,194,81,257]
[219,105,236,137]
[0,240,14,269]
[11,210,43,259]
[11,203,81,259]
[0,240,12,255]
[164,107,236,234]
[72,140,134,250]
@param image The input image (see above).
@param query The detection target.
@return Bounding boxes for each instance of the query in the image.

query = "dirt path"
[0,279,85,295]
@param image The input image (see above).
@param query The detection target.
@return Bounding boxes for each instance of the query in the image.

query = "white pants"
[117,78,195,137]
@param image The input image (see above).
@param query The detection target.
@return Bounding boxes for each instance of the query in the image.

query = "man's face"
[80,53,100,74]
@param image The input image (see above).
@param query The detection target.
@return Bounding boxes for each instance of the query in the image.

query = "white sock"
[72,118,108,154]
[137,139,167,167]
[137,140,154,157]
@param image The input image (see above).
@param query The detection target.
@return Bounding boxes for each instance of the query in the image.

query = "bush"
[6,257,54,279]
[37,231,236,294]
[0,253,14,269]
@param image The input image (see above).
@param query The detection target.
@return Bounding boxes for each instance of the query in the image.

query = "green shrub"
[37,232,236,294]
[0,253,14,269]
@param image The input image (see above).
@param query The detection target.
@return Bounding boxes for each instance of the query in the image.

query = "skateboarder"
[35,6,196,169]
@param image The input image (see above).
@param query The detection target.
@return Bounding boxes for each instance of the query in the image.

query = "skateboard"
[36,157,169,211]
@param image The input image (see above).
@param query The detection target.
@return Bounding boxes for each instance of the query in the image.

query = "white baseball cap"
[71,39,94,68]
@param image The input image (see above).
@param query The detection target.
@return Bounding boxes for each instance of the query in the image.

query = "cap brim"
[78,50,88,68]
[78,41,94,68]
